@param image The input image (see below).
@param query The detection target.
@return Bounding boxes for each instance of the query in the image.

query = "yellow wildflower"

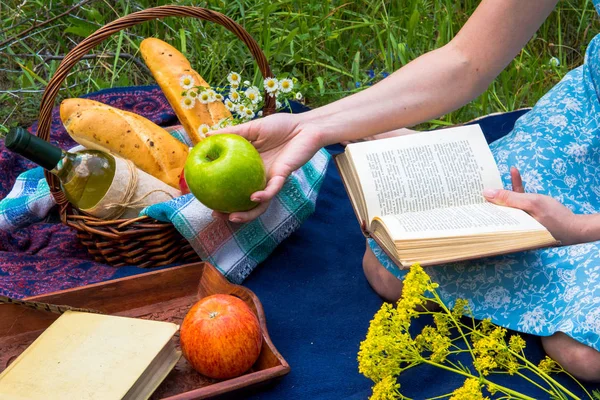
[415,326,451,363]
[478,318,494,335]
[472,326,523,375]
[433,313,451,337]
[358,303,420,382]
[358,261,581,400]
[449,378,489,400]
[473,355,498,376]
[486,383,499,395]
[538,356,562,374]
[452,298,470,317]
[508,335,526,353]
[472,327,506,375]
[370,376,402,400]
[396,264,438,326]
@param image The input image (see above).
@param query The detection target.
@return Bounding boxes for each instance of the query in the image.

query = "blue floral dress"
[370,2,600,351]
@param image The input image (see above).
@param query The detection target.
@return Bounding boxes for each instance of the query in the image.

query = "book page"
[377,203,547,241]
[346,125,502,224]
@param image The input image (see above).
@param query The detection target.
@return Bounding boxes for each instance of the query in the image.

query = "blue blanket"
[241,108,600,399]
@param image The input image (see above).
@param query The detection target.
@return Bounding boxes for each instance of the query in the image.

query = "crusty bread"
[140,38,232,144]
[60,98,188,188]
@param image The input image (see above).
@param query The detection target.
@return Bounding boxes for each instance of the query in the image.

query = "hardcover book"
[0,311,181,400]
[335,124,558,268]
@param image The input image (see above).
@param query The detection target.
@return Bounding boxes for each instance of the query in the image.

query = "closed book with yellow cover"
[0,311,181,400]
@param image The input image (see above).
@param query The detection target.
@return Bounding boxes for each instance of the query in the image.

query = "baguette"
[140,38,232,145]
[60,98,188,189]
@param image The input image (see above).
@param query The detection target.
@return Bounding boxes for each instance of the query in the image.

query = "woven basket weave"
[36,5,276,268]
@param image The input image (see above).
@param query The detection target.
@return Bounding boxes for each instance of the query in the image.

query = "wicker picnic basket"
[36,5,276,268]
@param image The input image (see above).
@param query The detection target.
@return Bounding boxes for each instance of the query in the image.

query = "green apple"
[184,134,267,213]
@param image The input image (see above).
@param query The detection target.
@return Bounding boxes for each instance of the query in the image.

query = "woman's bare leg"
[542,332,600,382]
[362,242,404,303]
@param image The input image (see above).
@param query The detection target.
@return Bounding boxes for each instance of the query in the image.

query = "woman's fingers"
[250,176,286,203]
[510,167,524,193]
[226,176,287,222]
[211,200,271,223]
[227,201,271,223]
[483,188,541,214]
[210,175,287,222]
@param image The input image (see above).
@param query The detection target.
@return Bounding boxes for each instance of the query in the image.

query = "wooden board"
[0,262,290,399]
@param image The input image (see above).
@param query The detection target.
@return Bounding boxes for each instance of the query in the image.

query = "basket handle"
[37,5,276,213]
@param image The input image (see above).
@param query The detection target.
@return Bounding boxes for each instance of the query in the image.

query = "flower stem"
[428,293,477,365]
[560,368,594,399]
[422,359,537,400]
[498,369,562,398]
[466,328,583,400]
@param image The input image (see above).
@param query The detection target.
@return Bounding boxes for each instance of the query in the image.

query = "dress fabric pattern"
[369,1,600,351]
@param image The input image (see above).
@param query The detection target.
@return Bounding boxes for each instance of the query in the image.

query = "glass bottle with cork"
[5,127,181,219]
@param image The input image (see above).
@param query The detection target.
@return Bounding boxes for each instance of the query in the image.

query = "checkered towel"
[0,126,330,283]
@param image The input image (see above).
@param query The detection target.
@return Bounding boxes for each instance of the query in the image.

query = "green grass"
[1,0,598,134]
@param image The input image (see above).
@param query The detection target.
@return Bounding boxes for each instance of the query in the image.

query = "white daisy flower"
[214,93,224,102]
[188,90,198,99]
[236,104,246,114]
[257,110,263,117]
[243,80,251,86]
[227,72,241,85]
[279,78,293,93]
[231,83,239,90]
[181,96,196,110]
[180,75,195,90]
[245,86,260,104]
[205,89,217,103]
[198,91,212,104]
[215,118,233,128]
[295,92,303,100]
[263,77,279,94]
[224,99,236,111]
[229,90,241,103]
[198,124,211,136]
[244,108,255,119]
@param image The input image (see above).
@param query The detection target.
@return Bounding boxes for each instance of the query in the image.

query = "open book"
[0,311,180,400]
[335,124,558,268]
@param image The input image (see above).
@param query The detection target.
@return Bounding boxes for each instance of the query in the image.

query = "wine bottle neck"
[5,128,66,171]
[51,153,77,181]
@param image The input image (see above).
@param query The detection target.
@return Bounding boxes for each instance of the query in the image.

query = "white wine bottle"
[6,127,181,219]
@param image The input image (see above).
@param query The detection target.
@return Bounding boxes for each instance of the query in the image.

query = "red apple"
[180,294,262,379]
[179,168,190,194]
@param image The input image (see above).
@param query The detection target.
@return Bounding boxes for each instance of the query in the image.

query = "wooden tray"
[0,262,290,399]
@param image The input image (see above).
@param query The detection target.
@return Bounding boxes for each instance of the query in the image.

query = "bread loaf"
[60,98,188,188]
[140,38,232,145]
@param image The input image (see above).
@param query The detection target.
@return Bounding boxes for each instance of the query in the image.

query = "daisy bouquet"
[179,70,304,136]
[358,264,600,400]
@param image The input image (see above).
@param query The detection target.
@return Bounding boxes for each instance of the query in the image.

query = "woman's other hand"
[208,113,323,223]
[483,167,587,245]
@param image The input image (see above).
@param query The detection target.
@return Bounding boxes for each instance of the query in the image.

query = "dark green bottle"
[5,128,116,210]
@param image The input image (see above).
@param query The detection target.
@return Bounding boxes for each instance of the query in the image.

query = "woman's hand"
[208,113,323,223]
[483,167,588,245]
